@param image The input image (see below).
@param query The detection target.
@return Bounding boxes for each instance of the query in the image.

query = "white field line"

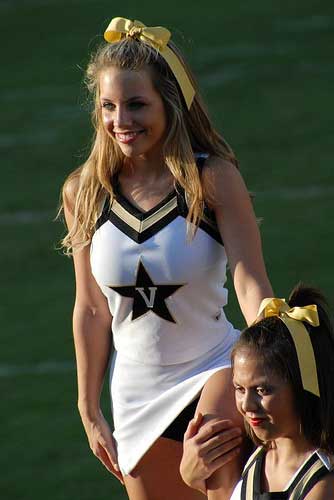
[194,42,297,64]
[0,0,74,9]
[0,185,332,226]
[1,85,78,101]
[1,20,332,101]
[0,211,54,224]
[0,24,332,148]
[255,185,334,200]
[274,15,334,32]
[199,61,333,88]
[0,106,83,148]
[0,361,75,377]
[0,132,61,148]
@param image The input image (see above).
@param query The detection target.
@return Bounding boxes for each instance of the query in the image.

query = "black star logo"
[109,261,184,323]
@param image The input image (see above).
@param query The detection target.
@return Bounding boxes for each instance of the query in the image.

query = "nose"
[113,105,131,129]
[241,390,258,414]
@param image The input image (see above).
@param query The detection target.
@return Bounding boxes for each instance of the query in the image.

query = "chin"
[251,427,275,442]
[118,146,140,157]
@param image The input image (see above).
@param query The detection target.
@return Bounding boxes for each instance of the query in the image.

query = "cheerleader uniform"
[90,155,240,474]
[230,447,334,500]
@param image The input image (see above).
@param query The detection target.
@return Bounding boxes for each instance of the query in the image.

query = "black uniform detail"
[175,185,223,245]
[241,448,330,500]
[109,261,184,323]
[161,396,200,441]
[95,156,224,245]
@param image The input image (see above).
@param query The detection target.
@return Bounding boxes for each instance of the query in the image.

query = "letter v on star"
[108,261,185,322]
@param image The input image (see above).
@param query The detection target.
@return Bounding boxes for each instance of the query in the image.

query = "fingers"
[205,446,241,476]
[83,413,124,483]
[200,426,242,453]
[99,436,122,479]
[184,412,203,441]
[189,436,242,480]
[103,434,120,472]
[188,421,242,477]
[181,417,243,488]
[196,418,241,443]
[206,435,243,462]
[94,444,124,484]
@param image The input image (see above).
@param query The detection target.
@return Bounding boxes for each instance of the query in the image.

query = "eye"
[101,102,115,111]
[257,386,272,396]
[234,385,245,394]
[128,101,145,110]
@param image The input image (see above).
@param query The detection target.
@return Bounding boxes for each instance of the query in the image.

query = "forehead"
[232,348,282,385]
[99,66,156,97]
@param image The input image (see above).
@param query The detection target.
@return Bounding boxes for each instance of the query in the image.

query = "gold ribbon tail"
[256,298,320,397]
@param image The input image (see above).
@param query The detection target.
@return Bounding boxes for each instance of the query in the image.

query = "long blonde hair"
[60,36,238,254]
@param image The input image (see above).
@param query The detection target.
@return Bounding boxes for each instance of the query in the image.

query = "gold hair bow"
[104,18,170,49]
[257,298,320,397]
[104,17,195,109]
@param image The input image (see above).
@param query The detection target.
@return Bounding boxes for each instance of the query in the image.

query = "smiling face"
[233,348,300,444]
[99,66,167,162]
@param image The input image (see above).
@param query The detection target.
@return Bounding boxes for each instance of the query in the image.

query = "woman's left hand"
[180,413,243,494]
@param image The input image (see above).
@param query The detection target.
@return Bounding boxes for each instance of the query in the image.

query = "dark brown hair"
[232,283,334,454]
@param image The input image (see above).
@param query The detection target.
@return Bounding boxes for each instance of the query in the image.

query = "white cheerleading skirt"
[109,328,240,475]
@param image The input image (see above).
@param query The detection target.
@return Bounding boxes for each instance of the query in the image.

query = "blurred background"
[1,1,333,499]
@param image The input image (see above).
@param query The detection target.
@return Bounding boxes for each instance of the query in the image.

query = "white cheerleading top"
[90,161,235,366]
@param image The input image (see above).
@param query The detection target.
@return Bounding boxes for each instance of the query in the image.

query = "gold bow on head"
[104,18,171,50]
[257,298,320,397]
[104,17,195,109]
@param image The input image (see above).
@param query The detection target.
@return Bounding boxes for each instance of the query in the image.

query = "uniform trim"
[113,194,178,228]
[110,195,179,243]
[240,448,330,499]
[96,189,223,244]
[95,154,223,245]
[245,460,257,499]
[289,458,327,499]
[242,446,264,478]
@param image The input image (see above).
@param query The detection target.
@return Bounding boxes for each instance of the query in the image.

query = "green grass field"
[1,1,333,499]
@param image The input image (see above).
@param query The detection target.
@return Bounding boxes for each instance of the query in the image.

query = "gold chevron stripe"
[245,460,256,499]
[111,196,178,233]
[290,459,325,499]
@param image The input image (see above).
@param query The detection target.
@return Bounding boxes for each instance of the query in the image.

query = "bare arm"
[304,473,334,499]
[179,159,272,497]
[63,184,123,483]
[71,245,112,419]
[203,158,273,325]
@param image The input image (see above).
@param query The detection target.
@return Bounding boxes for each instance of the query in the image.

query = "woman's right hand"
[81,410,124,484]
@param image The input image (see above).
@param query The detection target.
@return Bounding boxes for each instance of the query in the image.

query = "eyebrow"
[100,96,146,102]
[233,378,270,386]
